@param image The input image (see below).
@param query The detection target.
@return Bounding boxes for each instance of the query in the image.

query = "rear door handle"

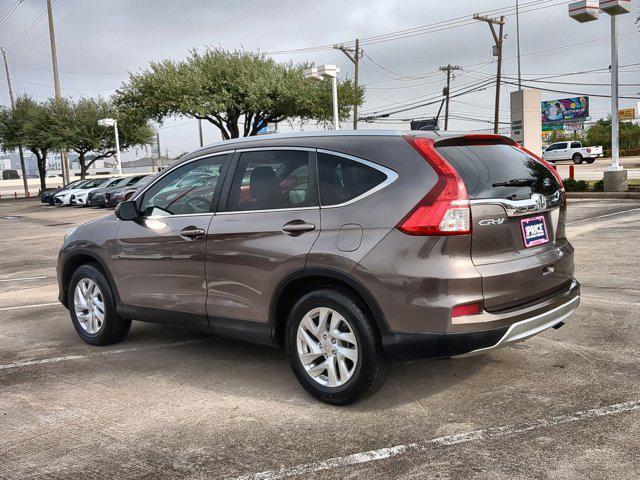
[179,226,206,240]
[282,220,316,236]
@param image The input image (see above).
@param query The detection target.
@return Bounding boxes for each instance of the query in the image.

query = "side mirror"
[115,200,139,221]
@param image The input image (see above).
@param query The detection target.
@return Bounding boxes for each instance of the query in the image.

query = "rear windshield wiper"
[492,178,534,188]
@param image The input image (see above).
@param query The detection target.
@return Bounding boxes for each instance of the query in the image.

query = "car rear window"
[435,144,561,200]
[318,152,387,206]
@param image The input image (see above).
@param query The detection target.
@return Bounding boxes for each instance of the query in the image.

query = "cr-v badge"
[478,218,506,226]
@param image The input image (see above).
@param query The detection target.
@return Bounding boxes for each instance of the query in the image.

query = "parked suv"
[58,131,580,405]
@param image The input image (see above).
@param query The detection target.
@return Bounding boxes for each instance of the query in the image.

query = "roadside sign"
[619,108,636,121]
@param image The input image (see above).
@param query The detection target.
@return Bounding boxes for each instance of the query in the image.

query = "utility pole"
[197,119,204,147]
[439,64,461,130]
[474,14,505,134]
[1,47,29,197]
[516,0,522,90]
[46,0,70,184]
[334,39,362,130]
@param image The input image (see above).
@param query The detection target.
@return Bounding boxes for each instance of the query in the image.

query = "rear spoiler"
[434,134,517,148]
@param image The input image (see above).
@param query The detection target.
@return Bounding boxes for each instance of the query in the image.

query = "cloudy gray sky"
[0,0,638,159]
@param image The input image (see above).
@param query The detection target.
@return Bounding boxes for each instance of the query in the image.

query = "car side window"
[318,152,388,206]
[571,141,581,149]
[139,154,230,216]
[227,150,316,212]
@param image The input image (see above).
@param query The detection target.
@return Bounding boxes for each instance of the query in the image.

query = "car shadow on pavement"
[114,322,492,412]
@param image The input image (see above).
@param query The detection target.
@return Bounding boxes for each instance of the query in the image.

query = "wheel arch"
[270,267,389,347]
[60,250,120,308]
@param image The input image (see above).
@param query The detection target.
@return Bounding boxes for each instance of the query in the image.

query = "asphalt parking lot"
[1,198,640,479]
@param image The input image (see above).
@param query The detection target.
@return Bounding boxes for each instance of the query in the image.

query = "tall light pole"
[303,65,340,130]
[98,118,122,175]
[569,0,630,191]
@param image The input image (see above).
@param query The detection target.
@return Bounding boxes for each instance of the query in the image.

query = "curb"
[566,192,640,199]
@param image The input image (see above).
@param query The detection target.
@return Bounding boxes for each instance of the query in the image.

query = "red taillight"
[397,136,471,236]
[451,302,482,317]
[516,143,564,190]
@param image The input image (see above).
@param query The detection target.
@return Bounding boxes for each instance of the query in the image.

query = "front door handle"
[282,220,316,236]
[179,226,205,240]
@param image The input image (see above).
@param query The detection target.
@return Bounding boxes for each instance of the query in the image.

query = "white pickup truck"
[542,141,603,164]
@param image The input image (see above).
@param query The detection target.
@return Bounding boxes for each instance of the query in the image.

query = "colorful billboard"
[541,97,589,123]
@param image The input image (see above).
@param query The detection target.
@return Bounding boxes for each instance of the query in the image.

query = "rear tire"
[572,153,583,164]
[286,289,390,405]
[68,264,131,346]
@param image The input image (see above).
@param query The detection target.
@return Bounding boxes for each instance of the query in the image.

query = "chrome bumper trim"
[456,294,580,357]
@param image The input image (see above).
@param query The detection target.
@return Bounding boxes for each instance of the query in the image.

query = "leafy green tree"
[54,97,154,178]
[115,48,364,140]
[0,96,61,190]
[587,117,640,152]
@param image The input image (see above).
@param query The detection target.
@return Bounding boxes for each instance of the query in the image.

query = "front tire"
[68,264,131,346]
[286,289,390,405]
[572,153,583,164]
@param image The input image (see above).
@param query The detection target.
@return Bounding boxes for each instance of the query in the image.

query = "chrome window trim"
[469,189,563,217]
[234,146,316,153]
[316,149,399,209]
[130,150,235,203]
[217,206,318,216]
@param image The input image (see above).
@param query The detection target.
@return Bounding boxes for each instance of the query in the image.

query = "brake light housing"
[397,136,471,236]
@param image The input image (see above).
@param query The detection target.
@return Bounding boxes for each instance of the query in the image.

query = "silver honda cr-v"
[58,131,580,404]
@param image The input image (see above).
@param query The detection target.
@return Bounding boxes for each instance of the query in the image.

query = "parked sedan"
[104,175,155,208]
[88,175,149,207]
[73,177,124,206]
[54,177,114,206]
[41,180,87,205]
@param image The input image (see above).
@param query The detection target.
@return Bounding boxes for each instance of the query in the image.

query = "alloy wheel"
[73,278,106,334]
[296,307,359,387]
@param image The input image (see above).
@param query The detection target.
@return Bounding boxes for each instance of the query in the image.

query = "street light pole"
[303,65,340,131]
[568,0,629,191]
[609,13,620,171]
[113,120,122,175]
[98,118,122,175]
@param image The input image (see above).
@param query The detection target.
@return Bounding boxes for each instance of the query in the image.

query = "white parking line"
[566,207,640,226]
[230,400,640,480]
[0,339,205,370]
[0,276,48,283]
[0,302,59,311]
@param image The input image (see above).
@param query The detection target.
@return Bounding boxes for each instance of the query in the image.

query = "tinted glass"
[436,144,561,200]
[228,150,315,211]
[139,155,229,216]
[81,178,111,189]
[571,141,581,148]
[135,175,154,186]
[318,153,387,206]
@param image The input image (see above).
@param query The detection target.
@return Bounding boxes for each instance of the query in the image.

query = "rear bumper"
[455,293,579,357]
[382,278,580,360]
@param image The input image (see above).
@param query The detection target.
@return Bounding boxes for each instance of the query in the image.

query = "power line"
[361,79,496,119]
[4,0,62,51]
[0,0,25,29]
[263,0,568,55]
[501,80,640,99]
